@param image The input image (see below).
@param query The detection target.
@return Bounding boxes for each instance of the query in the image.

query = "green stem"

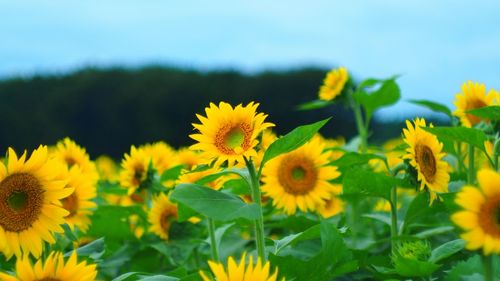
[207,218,220,262]
[390,186,398,254]
[351,98,368,153]
[493,136,500,171]
[482,254,493,281]
[456,142,464,174]
[244,157,267,262]
[468,144,475,184]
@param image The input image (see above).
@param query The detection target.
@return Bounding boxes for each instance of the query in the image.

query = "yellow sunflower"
[261,137,341,215]
[190,102,275,167]
[52,138,99,182]
[451,169,500,255]
[144,141,178,175]
[0,251,97,281]
[95,155,119,182]
[176,147,201,170]
[148,193,178,240]
[120,145,151,194]
[403,118,450,204]
[317,187,344,218]
[61,166,97,233]
[200,252,283,281]
[318,66,349,101]
[453,81,499,127]
[0,146,73,259]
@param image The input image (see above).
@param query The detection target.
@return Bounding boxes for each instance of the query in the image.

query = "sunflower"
[0,146,73,259]
[144,141,178,175]
[253,129,278,169]
[176,147,201,170]
[95,155,119,182]
[403,118,450,204]
[451,169,500,255]
[453,81,499,127]
[148,193,178,240]
[317,187,344,218]
[61,166,97,233]
[0,251,97,281]
[200,252,283,281]
[261,137,341,215]
[318,67,349,101]
[190,102,275,167]
[120,146,151,194]
[52,138,99,182]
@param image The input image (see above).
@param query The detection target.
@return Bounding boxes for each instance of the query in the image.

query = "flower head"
[318,67,349,101]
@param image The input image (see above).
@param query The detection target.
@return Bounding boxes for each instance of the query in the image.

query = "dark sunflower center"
[132,164,145,186]
[62,192,79,218]
[278,155,318,195]
[478,195,500,238]
[0,173,44,232]
[215,123,252,154]
[65,156,77,168]
[160,208,177,233]
[7,191,28,211]
[466,99,488,125]
[415,144,437,181]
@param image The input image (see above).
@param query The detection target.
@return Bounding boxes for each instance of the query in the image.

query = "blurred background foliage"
[0,66,445,158]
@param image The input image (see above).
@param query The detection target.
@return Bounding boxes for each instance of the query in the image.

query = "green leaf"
[160,165,184,182]
[331,152,386,169]
[354,78,400,118]
[429,239,465,263]
[343,168,397,201]
[87,206,144,239]
[394,257,440,277]
[176,202,200,222]
[362,213,392,227]
[204,223,234,250]
[408,99,452,117]
[402,193,449,233]
[273,224,321,254]
[66,238,105,261]
[170,183,259,221]
[261,118,331,167]
[296,99,335,111]
[466,105,500,120]
[422,126,488,153]
[139,275,180,281]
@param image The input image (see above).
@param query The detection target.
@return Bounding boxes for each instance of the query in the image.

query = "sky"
[1,0,499,118]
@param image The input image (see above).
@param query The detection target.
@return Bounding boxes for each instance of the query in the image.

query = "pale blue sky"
[1,1,499,117]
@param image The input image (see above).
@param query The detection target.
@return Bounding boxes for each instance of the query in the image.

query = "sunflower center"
[415,144,436,181]
[65,156,77,167]
[62,192,79,218]
[466,99,488,125]
[215,123,252,154]
[478,195,500,238]
[278,155,318,195]
[132,164,145,186]
[0,173,44,232]
[160,207,177,233]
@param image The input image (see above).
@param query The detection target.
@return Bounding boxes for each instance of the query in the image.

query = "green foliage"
[343,168,397,201]
[423,126,489,153]
[170,184,260,221]
[354,77,401,119]
[408,99,453,117]
[466,105,500,120]
[260,118,330,167]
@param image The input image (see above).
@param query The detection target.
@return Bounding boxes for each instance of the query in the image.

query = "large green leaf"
[354,78,400,118]
[261,118,330,167]
[422,126,488,153]
[408,99,452,117]
[273,224,321,254]
[429,239,465,263]
[170,183,259,221]
[331,152,386,170]
[343,168,397,201]
[466,105,500,120]
[87,206,144,239]
[394,257,440,277]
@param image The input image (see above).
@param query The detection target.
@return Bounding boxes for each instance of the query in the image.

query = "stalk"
[390,186,398,254]
[352,102,368,153]
[468,144,475,184]
[207,218,220,262]
[244,157,266,262]
[482,254,493,281]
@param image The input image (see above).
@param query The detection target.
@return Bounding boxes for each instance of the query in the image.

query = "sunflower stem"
[456,141,464,174]
[390,186,398,254]
[493,135,500,171]
[468,144,475,184]
[244,157,267,263]
[482,254,493,281]
[207,217,220,262]
[349,95,368,153]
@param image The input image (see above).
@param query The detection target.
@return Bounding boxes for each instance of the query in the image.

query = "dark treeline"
[0,66,440,159]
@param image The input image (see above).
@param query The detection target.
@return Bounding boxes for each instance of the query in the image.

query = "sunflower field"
[0,67,499,281]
